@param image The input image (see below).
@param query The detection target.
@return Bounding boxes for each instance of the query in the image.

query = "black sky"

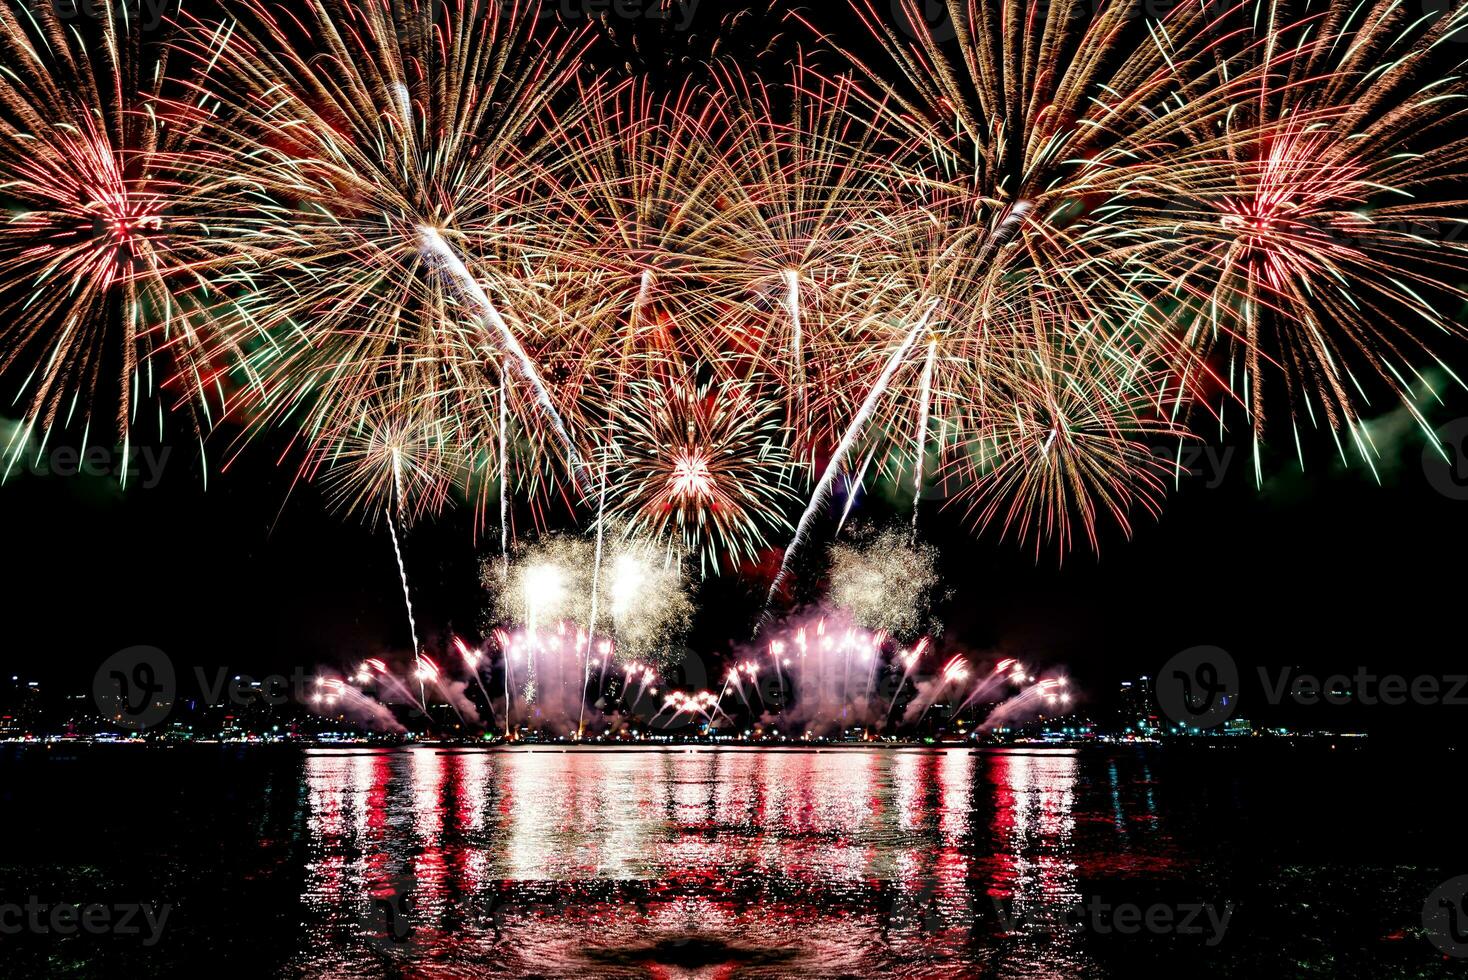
[3,0,1468,740]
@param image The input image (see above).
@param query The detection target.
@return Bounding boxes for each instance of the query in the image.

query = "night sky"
[4,0,1468,741]
[6,379,1468,739]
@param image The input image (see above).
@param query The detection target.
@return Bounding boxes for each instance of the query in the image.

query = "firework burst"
[601,374,797,574]
[0,0,218,464]
[953,318,1190,557]
[1117,0,1468,472]
[180,0,592,505]
[828,526,940,638]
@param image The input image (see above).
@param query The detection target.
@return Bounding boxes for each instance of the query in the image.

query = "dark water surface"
[0,744,1461,978]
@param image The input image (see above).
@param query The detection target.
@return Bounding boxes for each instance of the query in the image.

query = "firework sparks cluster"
[4,0,1468,572]
[309,615,1076,737]
[312,628,1070,738]
[310,535,1071,738]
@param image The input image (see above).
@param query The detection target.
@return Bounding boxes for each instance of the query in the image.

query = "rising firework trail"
[783,268,805,416]
[386,451,425,704]
[835,451,877,538]
[499,366,511,581]
[418,227,592,498]
[762,300,940,623]
[911,337,938,542]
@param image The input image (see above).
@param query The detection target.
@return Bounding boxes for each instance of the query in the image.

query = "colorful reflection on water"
[292,749,1118,978]
[3,744,1459,979]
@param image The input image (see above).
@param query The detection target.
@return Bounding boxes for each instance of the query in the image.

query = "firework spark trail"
[884,638,929,722]
[783,268,805,412]
[579,266,658,732]
[761,300,940,623]
[635,269,655,323]
[384,506,427,709]
[373,666,429,718]
[414,656,466,725]
[417,226,592,498]
[729,669,748,710]
[581,473,608,738]
[981,678,1072,732]
[385,508,420,659]
[956,666,1019,714]
[454,637,495,725]
[499,366,511,582]
[714,672,736,717]
[494,629,515,739]
[767,640,787,699]
[604,377,797,573]
[835,450,876,537]
[311,679,406,733]
[385,450,426,704]
[747,664,765,711]
[629,665,657,706]
[913,656,971,726]
[324,624,1060,739]
[911,338,937,543]
[0,0,218,453]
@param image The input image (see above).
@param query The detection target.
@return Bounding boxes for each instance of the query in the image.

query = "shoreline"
[0,735,1383,755]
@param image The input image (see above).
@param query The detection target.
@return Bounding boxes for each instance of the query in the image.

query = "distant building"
[0,676,42,735]
[1223,716,1254,736]
[1118,675,1160,735]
